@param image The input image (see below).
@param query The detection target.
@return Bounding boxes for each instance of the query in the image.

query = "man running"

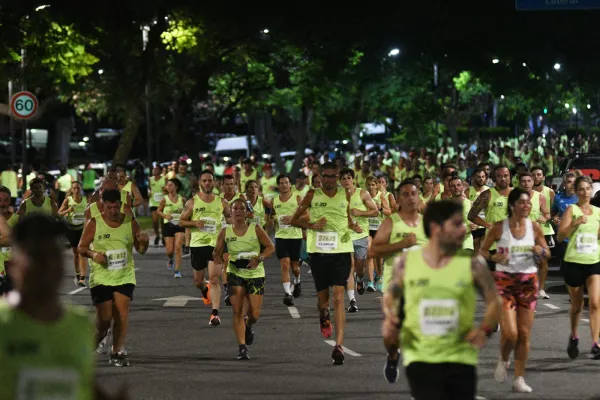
[382,200,501,399]
[340,168,378,312]
[59,181,88,287]
[290,162,354,365]
[271,174,303,306]
[219,174,240,306]
[179,170,231,326]
[117,166,143,209]
[85,179,133,223]
[447,175,474,254]
[148,164,166,246]
[468,165,512,270]
[17,178,59,218]
[466,168,489,252]
[78,189,149,367]
[0,187,17,296]
[551,172,578,269]
[369,179,428,382]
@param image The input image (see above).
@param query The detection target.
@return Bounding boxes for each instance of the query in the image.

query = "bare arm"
[155,198,169,220]
[221,198,231,220]
[51,200,60,218]
[381,253,407,342]
[212,228,227,263]
[290,190,317,230]
[16,201,26,217]
[380,193,392,217]
[539,194,550,223]
[77,218,97,259]
[468,189,491,229]
[131,218,149,254]
[255,225,275,259]
[368,218,416,258]
[479,222,502,261]
[533,221,551,260]
[58,198,71,217]
[471,255,502,332]
[178,199,198,229]
[353,190,378,217]
[131,183,143,207]
[0,214,11,247]
[557,205,577,243]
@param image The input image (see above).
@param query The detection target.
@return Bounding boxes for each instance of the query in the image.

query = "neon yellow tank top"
[419,192,432,204]
[261,176,278,200]
[164,194,184,225]
[349,189,369,240]
[0,302,94,400]
[89,215,135,288]
[529,191,541,222]
[461,199,474,250]
[485,187,509,250]
[394,167,407,188]
[23,197,52,216]
[0,213,18,274]
[226,223,264,279]
[382,213,428,288]
[190,195,223,248]
[149,176,166,207]
[541,186,554,235]
[370,191,383,231]
[306,188,353,254]
[564,205,600,264]
[401,248,478,367]
[121,181,132,194]
[273,194,302,239]
[240,170,258,192]
[66,196,88,229]
[247,196,265,227]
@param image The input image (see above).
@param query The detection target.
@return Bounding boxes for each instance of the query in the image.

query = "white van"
[214,136,257,161]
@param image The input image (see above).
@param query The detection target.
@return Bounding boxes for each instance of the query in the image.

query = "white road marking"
[182,253,190,258]
[68,287,87,295]
[152,295,202,307]
[134,268,140,271]
[582,318,590,323]
[544,304,560,310]
[324,340,362,357]
[287,307,300,318]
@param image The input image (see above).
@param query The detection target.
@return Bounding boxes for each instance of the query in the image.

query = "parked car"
[553,153,600,193]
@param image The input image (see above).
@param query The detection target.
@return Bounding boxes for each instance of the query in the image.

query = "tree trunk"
[49,116,74,165]
[351,122,361,152]
[113,108,141,165]
[264,111,284,172]
[290,105,312,180]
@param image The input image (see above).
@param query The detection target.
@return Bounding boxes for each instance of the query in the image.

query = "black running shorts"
[472,228,486,239]
[227,273,265,295]
[406,362,476,400]
[190,246,214,271]
[90,284,135,305]
[309,253,352,292]
[562,261,600,288]
[275,238,302,261]
[66,228,83,248]
[163,222,185,238]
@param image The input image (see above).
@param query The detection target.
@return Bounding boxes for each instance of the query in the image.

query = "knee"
[332,292,344,306]
[208,274,220,285]
[570,299,584,314]
[194,277,205,289]
[589,298,600,314]
[516,327,531,343]
[503,329,519,344]
[249,308,261,323]
[280,260,290,270]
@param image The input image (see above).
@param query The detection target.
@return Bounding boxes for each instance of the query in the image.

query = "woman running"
[378,175,396,212]
[157,178,185,278]
[418,177,434,213]
[240,180,272,228]
[366,176,391,292]
[213,199,274,360]
[557,175,600,360]
[480,187,550,393]
[59,181,88,286]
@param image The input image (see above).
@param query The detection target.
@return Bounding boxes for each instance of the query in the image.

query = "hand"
[402,233,417,248]
[165,214,173,221]
[213,254,224,265]
[350,208,361,217]
[136,232,149,246]
[280,216,292,225]
[68,206,75,213]
[311,217,327,231]
[465,328,488,349]
[537,216,547,224]
[195,220,205,229]
[485,222,493,230]
[247,257,260,270]
[531,245,544,256]
[552,215,561,225]
[351,223,363,234]
[573,216,587,227]
[469,223,478,231]
[492,253,509,264]
[93,251,107,265]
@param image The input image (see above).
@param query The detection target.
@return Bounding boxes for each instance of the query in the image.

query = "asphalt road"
[59,247,600,400]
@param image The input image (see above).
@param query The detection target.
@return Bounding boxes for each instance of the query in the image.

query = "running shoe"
[109,352,131,367]
[173,271,181,279]
[347,299,358,313]
[154,236,159,246]
[96,329,112,354]
[73,275,80,286]
[202,283,211,305]
[591,343,600,360]
[320,314,332,338]
[375,278,383,292]
[538,289,550,299]
[224,295,231,306]
[512,377,532,393]
[77,278,86,287]
[292,282,301,298]
[167,258,174,271]
[245,324,255,346]
[183,246,190,255]
[283,293,294,306]
[494,359,509,382]
[209,314,221,327]
[356,279,365,295]
[331,345,344,365]
[567,336,579,359]
[237,345,249,360]
[383,353,400,383]
[366,281,376,292]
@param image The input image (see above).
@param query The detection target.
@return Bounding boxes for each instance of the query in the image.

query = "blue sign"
[516,0,600,9]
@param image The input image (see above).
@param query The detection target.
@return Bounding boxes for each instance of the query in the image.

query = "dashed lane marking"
[544,304,560,310]
[288,307,300,318]
[324,340,362,357]
[582,318,590,323]
[68,287,87,295]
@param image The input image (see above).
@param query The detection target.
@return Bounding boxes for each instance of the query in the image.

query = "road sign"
[152,295,202,307]
[516,0,600,10]
[10,91,38,120]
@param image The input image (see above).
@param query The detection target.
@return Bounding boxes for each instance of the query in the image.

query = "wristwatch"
[259,256,265,261]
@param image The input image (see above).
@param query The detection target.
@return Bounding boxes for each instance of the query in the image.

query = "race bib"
[419,299,459,336]
[316,232,338,251]
[576,233,598,254]
[169,213,181,225]
[1,247,11,254]
[17,368,79,400]
[106,249,128,270]
[238,251,258,260]
[71,212,85,226]
[153,192,164,202]
[248,216,261,226]
[278,215,291,229]
[368,217,381,231]
[199,217,217,233]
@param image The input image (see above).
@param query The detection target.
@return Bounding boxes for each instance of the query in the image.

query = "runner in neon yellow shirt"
[58,181,88,287]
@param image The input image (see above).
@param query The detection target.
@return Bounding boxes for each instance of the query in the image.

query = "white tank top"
[495,219,537,274]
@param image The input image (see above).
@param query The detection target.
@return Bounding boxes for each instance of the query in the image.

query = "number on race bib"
[105,249,128,270]
[169,213,181,225]
[278,215,291,229]
[238,251,258,260]
[419,299,459,336]
[71,213,85,226]
[153,192,163,202]
[17,368,79,400]
[316,232,338,250]
[576,233,598,254]
[368,217,381,231]
[199,218,217,233]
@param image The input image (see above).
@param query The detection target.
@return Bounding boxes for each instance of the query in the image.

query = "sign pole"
[8,81,16,167]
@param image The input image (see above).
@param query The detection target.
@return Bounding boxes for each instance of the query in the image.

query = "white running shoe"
[96,329,112,354]
[494,359,509,383]
[512,377,532,393]
[538,289,550,299]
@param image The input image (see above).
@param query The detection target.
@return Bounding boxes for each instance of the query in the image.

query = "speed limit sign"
[10,91,38,120]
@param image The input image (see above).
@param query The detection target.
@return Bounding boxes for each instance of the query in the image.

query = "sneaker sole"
[568,347,579,360]
[332,354,344,365]
[383,363,400,384]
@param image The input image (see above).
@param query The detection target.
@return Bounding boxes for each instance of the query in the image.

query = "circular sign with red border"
[10,91,39,120]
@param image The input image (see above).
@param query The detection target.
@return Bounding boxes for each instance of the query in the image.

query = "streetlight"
[572,107,577,114]
[388,48,400,57]
[34,4,50,11]
[98,69,104,75]
[141,25,152,165]
[587,104,591,109]
[565,103,570,108]
[522,62,527,67]
[262,28,269,34]
[492,58,499,64]
[554,63,561,71]
[500,95,505,100]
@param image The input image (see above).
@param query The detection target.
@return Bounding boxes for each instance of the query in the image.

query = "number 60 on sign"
[10,91,39,120]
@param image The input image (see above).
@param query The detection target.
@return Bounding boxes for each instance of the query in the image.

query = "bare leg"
[567,285,585,339]
[586,275,600,343]
[230,285,247,344]
[514,308,534,378]
[208,261,222,311]
[111,293,131,353]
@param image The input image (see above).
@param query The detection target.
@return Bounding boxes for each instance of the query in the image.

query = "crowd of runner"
[1,131,600,399]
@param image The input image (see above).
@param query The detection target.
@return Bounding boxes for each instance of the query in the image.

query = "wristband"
[481,324,494,338]
[541,248,546,258]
